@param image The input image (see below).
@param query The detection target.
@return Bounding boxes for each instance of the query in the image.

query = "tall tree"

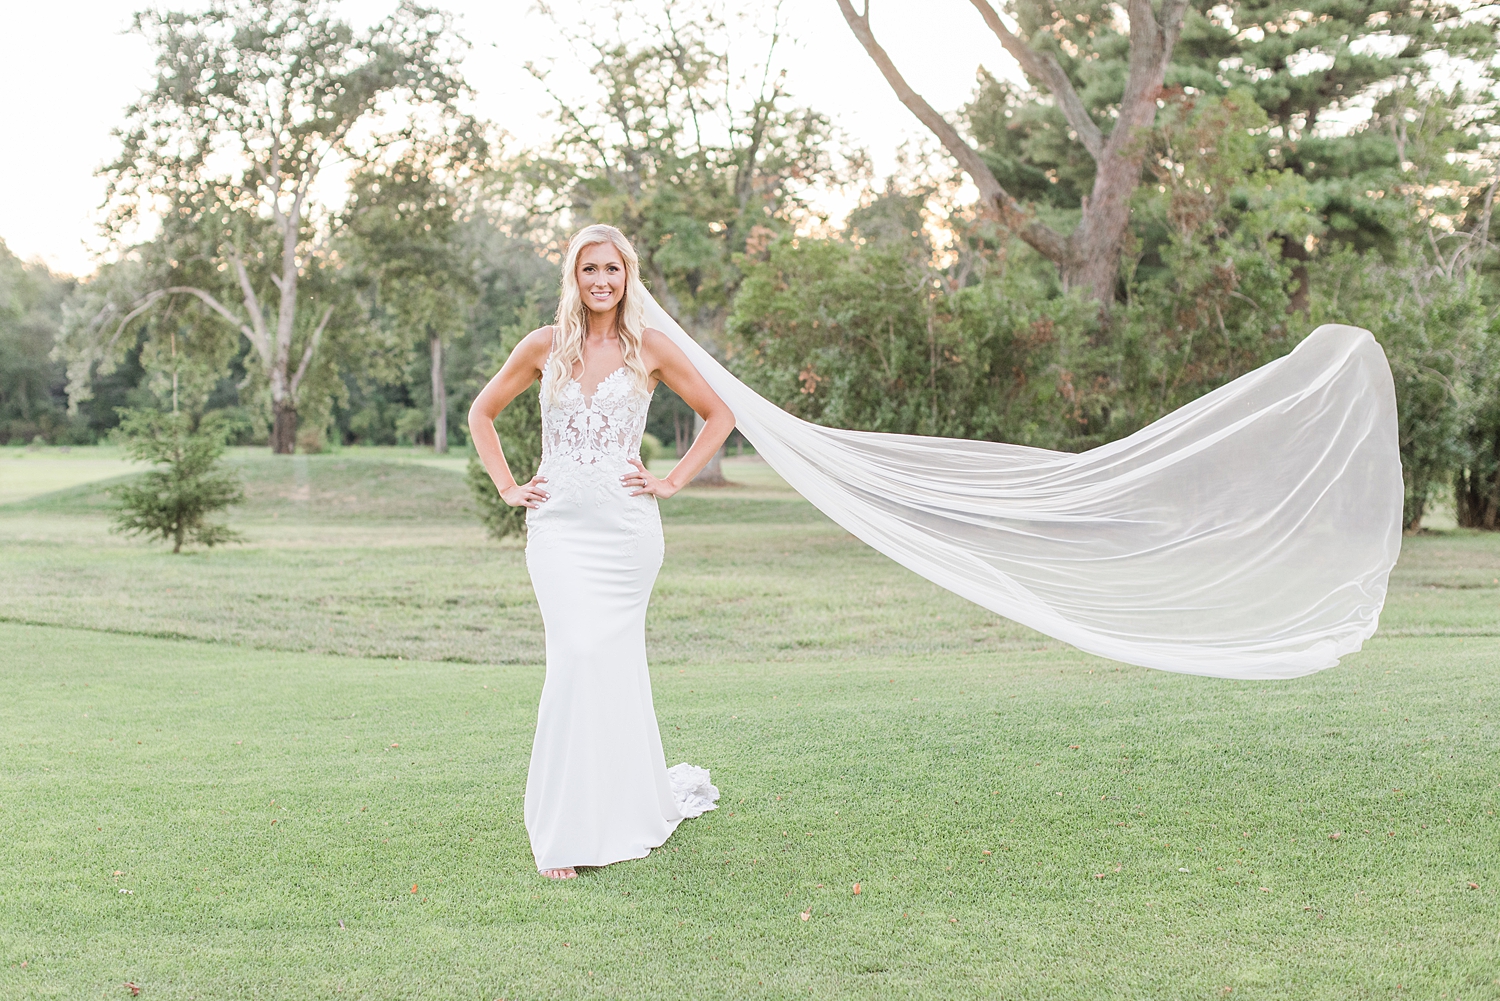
[838,0,1492,306]
[524,1,861,480]
[82,0,470,452]
[344,133,487,453]
[838,0,1189,304]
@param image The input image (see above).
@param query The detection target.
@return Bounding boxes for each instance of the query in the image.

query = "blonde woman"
[469,225,735,879]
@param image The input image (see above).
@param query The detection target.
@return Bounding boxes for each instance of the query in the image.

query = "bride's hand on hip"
[623,458,676,499]
[501,474,548,508]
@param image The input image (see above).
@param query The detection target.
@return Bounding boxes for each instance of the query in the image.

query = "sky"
[0,0,1025,277]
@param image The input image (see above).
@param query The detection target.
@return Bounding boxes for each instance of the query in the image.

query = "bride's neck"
[585,309,619,341]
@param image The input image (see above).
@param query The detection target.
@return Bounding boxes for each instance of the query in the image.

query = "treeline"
[4,0,1498,531]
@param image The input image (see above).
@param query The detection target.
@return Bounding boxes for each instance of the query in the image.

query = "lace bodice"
[539,363,651,466]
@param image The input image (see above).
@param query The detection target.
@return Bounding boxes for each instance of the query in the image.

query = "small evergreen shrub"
[109,409,245,553]
[467,382,542,541]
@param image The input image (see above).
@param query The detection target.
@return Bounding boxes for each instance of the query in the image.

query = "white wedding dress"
[522,360,718,872]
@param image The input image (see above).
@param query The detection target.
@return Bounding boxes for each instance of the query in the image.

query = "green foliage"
[108,409,245,553]
[522,1,861,342]
[343,131,490,451]
[0,241,79,444]
[1456,317,1500,529]
[1308,248,1487,530]
[1112,91,1308,428]
[466,313,546,541]
[63,0,474,452]
[730,233,1086,444]
[466,384,541,543]
[730,89,1315,451]
[962,0,1494,255]
[639,432,664,466]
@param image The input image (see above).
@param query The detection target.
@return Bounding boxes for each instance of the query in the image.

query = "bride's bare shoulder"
[640,325,685,360]
[512,325,556,363]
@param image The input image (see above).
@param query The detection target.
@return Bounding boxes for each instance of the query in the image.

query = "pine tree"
[109,410,245,553]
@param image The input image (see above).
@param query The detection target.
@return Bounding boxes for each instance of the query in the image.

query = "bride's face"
[576,242,627,315]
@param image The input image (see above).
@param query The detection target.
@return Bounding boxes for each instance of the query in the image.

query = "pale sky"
[0,1,1024,277]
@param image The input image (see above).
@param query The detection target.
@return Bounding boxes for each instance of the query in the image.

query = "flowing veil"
[643,294,1402,680]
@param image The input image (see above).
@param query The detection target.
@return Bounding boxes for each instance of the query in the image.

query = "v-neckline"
[573,365,627,407]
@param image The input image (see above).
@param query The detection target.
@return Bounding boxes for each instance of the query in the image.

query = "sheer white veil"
[643,293,1402,680]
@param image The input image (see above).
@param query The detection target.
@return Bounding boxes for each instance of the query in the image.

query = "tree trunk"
[431,333,448,454]
[1062,154,1139,302]
[674,412,689,460]
[271,399,298,454]
[1456,467,1499,529]
[690,412,726,485]
[1280,236,1311,314]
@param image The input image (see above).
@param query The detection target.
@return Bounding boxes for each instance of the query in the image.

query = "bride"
[468,224,735,880]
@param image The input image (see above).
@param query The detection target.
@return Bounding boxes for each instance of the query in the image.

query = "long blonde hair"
[547,224,653,401]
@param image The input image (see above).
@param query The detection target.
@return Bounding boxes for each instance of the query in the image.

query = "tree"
[524,1,861,480]
[838,0,1189,304]
[109,409,245,552]
[77,0,471,453]
[838,0,1494,307]
[0,241,77,444]
[345,133,487,452]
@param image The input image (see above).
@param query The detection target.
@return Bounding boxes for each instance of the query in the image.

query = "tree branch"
[1108,0,1187,154]
[966,0,1104,160]
[112,286,259,351]
[289,305,333,397]
[227,247,272,365]
[834,0,1068,264]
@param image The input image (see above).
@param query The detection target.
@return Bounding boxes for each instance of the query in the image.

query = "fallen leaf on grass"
[411,884,418,894]
[1259,887,1271,893]
[125,983,141,997]
[1468,882,1479,890]
[1329,832,1341,840]
[799,908,811,921]
[852,883,861,895]
[982,850,992,855]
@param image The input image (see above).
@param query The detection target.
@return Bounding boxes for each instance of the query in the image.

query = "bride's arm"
[624,327,736,499]
[468,327,553,509]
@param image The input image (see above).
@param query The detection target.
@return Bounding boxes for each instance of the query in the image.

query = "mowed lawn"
[1,448,1498,1000]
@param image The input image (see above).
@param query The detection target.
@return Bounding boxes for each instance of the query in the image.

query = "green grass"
[2,449,1499,999]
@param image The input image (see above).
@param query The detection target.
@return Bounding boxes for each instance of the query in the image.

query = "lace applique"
[526,359,660,554]
[539,364,651,466]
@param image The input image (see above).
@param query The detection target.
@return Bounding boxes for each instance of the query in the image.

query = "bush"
[467,381,542,541]
[640,432,663,466]
[1308,248,1484,531]
[109,409,245,552]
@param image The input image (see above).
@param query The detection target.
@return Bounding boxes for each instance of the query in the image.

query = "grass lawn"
[2,449,1498,1000]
